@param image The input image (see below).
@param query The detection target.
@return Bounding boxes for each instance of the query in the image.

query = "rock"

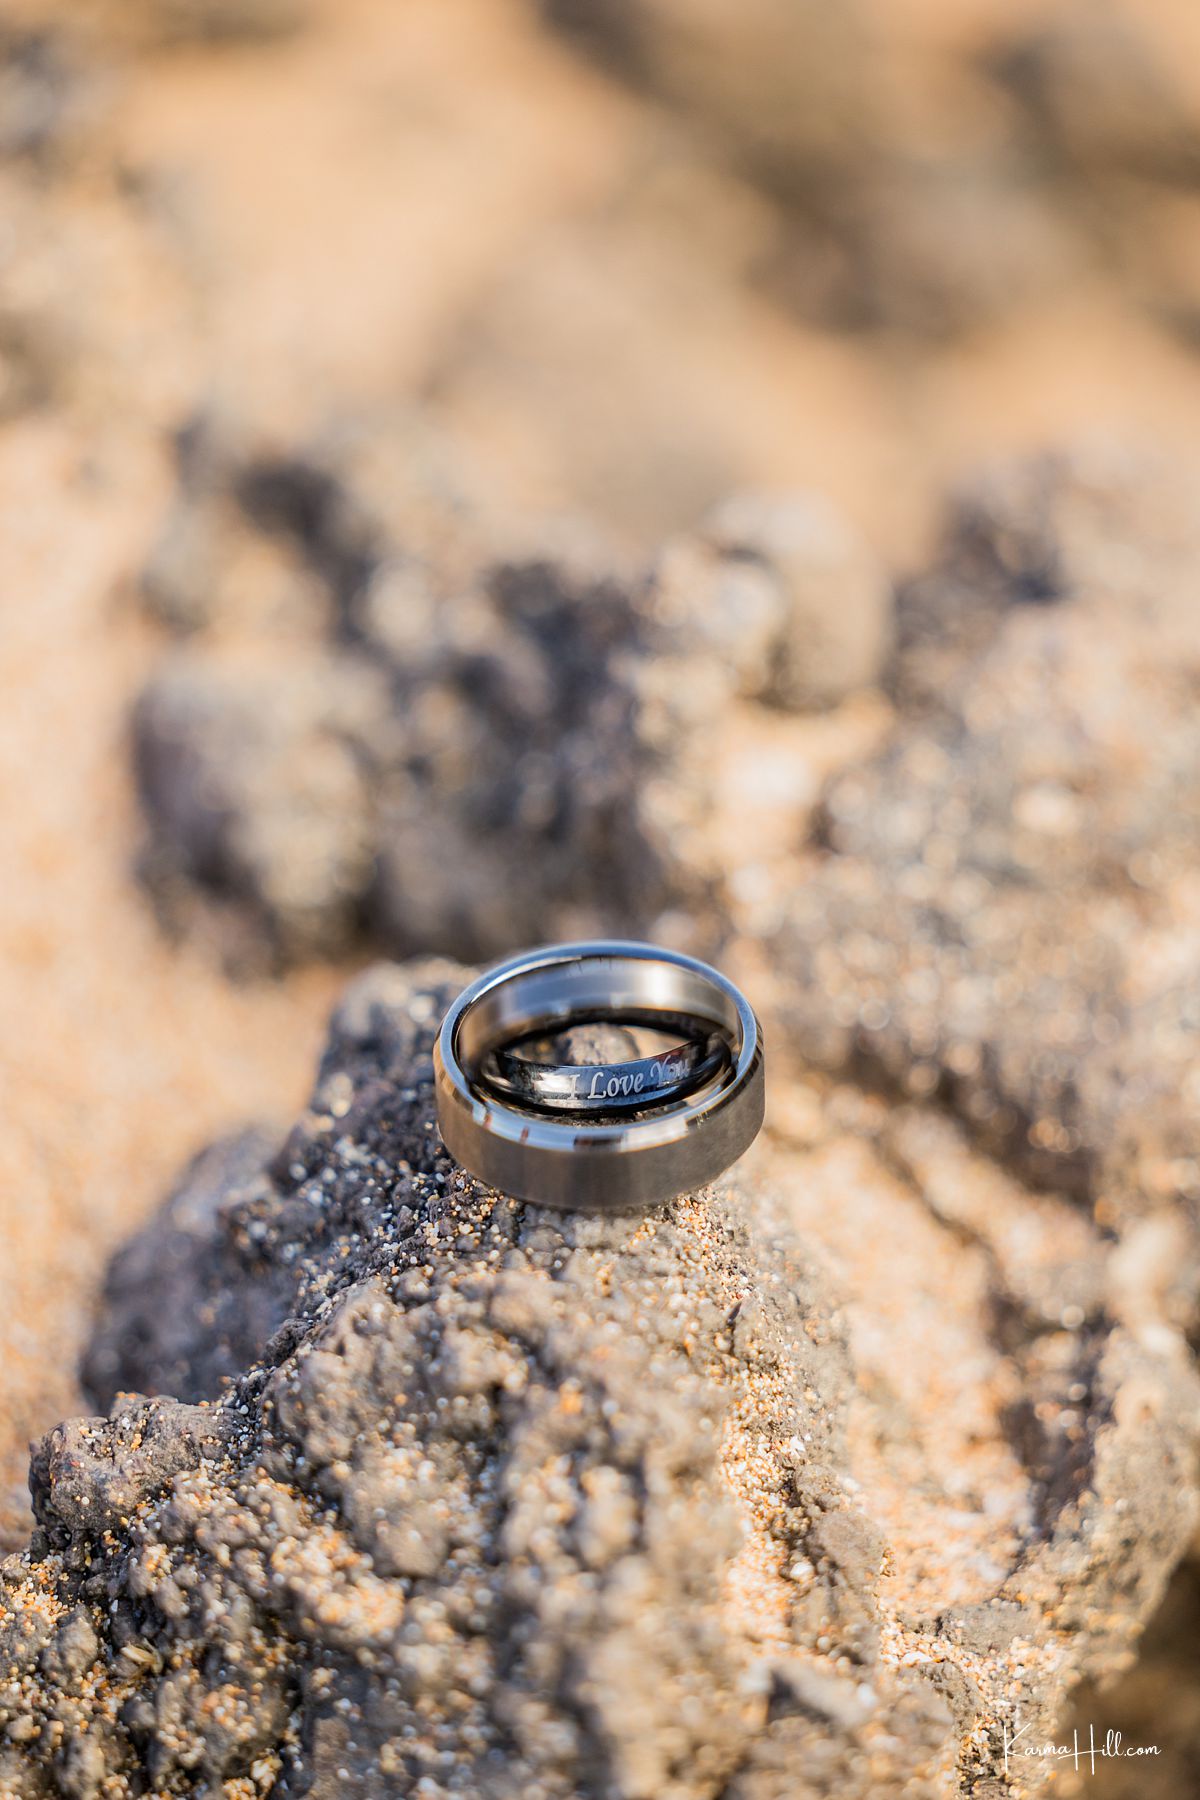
[367,530,668,961]
[992,4,1200,183]
[0,172,90,419]
[767,158,1073,343]
[30,1395,245,1547]
[36,1609,98,1688]
[139,491,246,635]
[0,965,858,1797]
[132,647,388,963]
[1061,1554,1200,1800]
[772,443,1200,1244]
[3,958,1197,1795]
[0,26,96,169]
[82,1127,281,1409]
[540,0,1200,343]
[888,441,1198,710]
[539,0,1078,339]
[133,412,887,964]
[540,0,881,196]
[701,491,891,709]
[139,0,312,45]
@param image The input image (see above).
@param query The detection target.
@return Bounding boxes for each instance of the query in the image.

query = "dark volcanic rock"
[82,1127,281,1410]
[133,412,890,965]
[0,964,890,1799]
[132,648,388,961]
[5,959,1198,1796]
[30,1397,245,1544]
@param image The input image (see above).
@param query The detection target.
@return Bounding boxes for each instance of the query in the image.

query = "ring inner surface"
[492,1015,726,1062]
[454,956,743,1081]
[480,1021,731,1115]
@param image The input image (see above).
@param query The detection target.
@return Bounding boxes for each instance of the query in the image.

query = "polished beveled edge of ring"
[433,940,765,1211]
[480,1027,730,1115]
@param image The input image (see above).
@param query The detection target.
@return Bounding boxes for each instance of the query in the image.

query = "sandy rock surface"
[2,962,1196,1797]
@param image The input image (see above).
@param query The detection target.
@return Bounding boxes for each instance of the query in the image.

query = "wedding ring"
[434,941,764,1210]
[480,1027,729,1114]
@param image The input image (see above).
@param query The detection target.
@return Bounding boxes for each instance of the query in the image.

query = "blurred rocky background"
[3,0,1200,1793]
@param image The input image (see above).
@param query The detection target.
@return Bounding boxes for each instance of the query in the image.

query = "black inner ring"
[472,1010,734,1119]
[482,1028,729,1116]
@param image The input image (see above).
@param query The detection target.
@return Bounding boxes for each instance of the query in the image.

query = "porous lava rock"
[3,960,1197,1797]
[771,443,1200,1255]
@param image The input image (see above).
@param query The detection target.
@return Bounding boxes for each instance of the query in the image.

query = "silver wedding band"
[434,941,764,1210]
